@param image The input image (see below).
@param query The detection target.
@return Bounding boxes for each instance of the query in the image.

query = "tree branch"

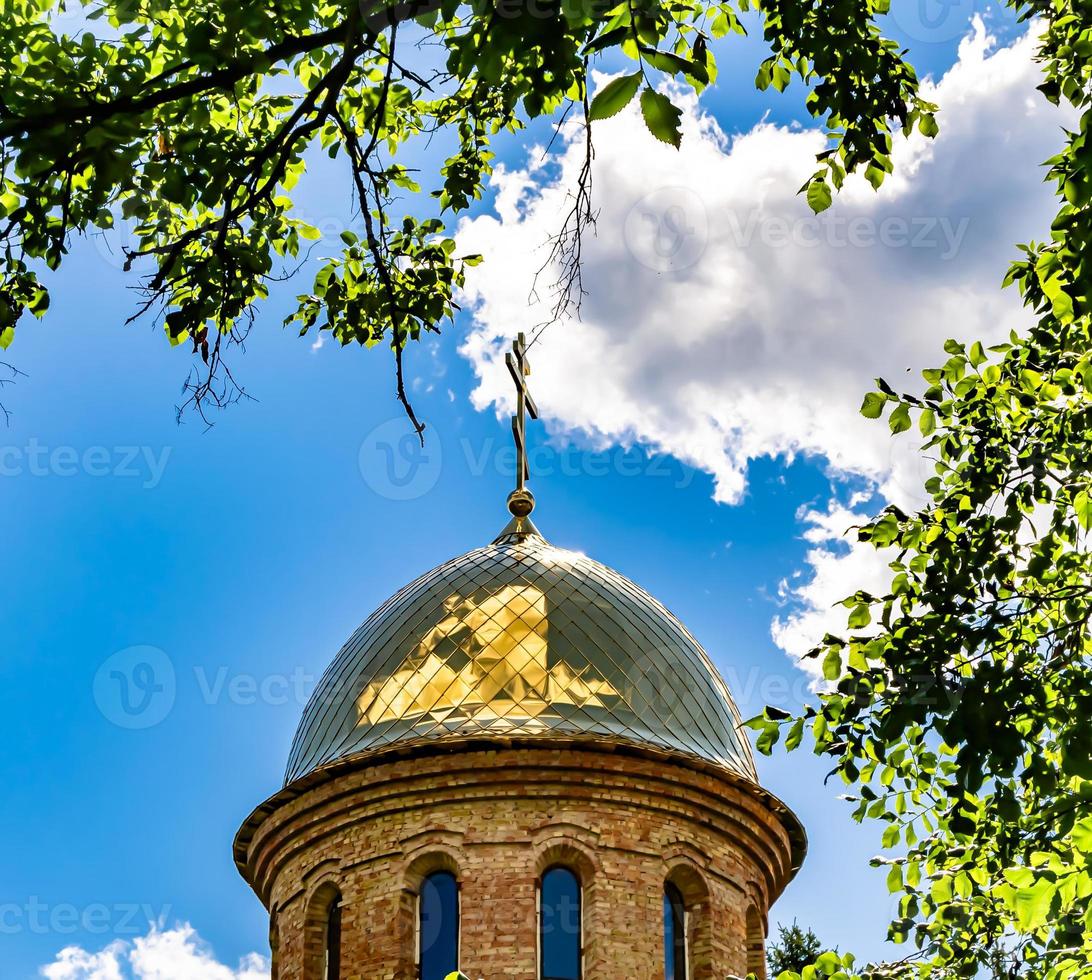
[0,0,442,141]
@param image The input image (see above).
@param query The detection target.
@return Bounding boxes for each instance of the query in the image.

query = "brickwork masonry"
[235,737,805,980]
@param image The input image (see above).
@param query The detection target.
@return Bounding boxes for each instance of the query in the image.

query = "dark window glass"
[419,871,459,980]
[540,866,581,980]
[663,883,687,980]
[324,897,341,980]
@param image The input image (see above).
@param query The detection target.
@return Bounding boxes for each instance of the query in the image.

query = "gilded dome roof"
[285,517,758,785]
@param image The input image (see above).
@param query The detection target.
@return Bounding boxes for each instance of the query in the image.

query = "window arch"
[540,866,582,980]
[663,863,711,980]
[324,895,342,980]
[304,883,342,980]
[746,905,766,980]
[418,870,459,980]
[663,882,687,980]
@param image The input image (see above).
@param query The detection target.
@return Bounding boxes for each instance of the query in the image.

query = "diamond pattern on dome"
[285,528,757,785]
[356,583,622,726]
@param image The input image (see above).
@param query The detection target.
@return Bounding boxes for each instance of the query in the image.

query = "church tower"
[234,337,805,980]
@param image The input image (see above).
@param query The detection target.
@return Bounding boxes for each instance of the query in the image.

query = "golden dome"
[285,516,758,785]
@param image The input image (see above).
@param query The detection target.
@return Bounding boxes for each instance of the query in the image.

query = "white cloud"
[456,21,1069,673]
[41,926,269,980]
[770,501,895,670]
[42,944,127,980]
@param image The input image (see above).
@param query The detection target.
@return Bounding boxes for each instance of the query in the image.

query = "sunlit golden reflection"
[357,585,620,726]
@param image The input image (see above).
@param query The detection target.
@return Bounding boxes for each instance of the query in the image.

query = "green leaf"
[1041,273,1074,322]
[0,326,13,350]
[28,287,49,317]
[861,391,887,418]
[639,88,683,149]
[919,408,936,436]
[1074,816,1092,855]
[756,722,780,755]
[889,404,911,433]
[641,48,709,85]
[848,604,872,629]
[1075,489,1092,530]
[784,717,805,751]
[822,646,843,682]
[1012,880,1056,932]
[589,73,643,122]
[583,25,630,55]
[806,179,832,213]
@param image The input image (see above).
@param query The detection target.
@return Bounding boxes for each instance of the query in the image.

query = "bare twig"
[174,317,255,426]
[528,85,597,347]
[0,360,26,426]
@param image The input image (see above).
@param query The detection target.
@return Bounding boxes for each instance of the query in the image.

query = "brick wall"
[235,738,803,980]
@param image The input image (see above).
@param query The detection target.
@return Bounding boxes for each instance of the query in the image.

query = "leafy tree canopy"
[8,0,1092,977]
[0,0,929,420]
[748,3,1092,979]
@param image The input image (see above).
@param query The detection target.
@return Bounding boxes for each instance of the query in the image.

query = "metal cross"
[506,332,538,495]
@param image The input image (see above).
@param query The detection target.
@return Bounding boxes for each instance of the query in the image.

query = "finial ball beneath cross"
[507,487,535,518]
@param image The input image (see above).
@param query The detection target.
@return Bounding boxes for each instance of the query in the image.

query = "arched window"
[746,905,766,980]
[324,895,341,980]
[540,866,582,980]
[304,885,342,980]
[664,882,687,980]
[419,870,459,980]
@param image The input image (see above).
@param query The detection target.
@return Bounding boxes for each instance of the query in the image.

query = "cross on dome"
[505,331,539,518]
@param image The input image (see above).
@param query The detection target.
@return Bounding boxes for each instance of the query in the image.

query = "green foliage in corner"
[0,0,928,417]
[749,3,1092,979]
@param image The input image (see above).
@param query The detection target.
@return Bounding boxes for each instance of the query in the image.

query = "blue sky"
[1,2,1058,976]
